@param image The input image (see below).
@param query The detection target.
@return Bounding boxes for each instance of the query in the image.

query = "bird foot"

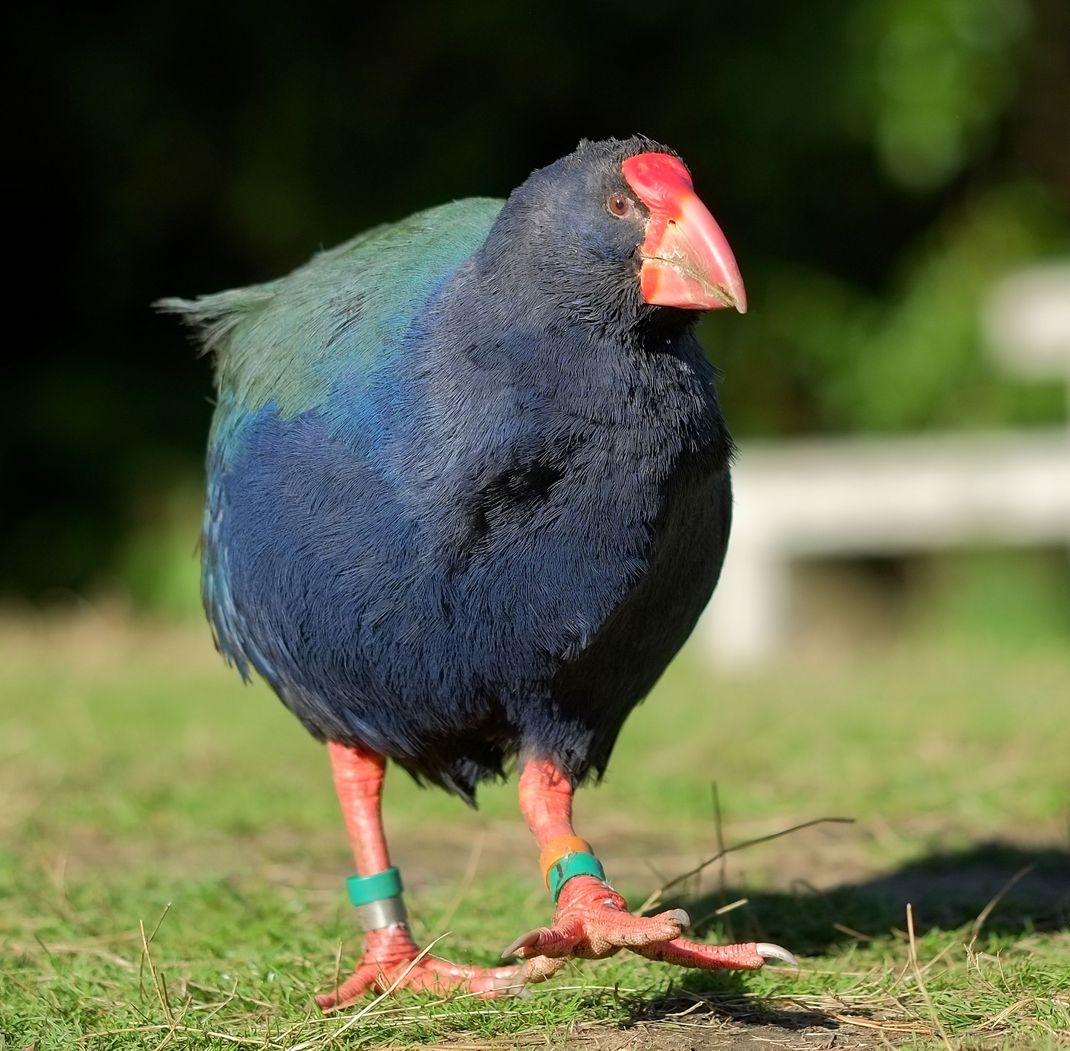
[316,924,525,1010]
[318,878,798,1009]
[501,875,797,973]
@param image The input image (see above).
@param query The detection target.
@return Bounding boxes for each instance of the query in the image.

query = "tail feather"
[155,288,276,357]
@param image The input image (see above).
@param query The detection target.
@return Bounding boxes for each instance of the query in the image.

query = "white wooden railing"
[698,264,1070,665]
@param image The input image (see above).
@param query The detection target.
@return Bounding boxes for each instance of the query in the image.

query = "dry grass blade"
[832,922,871,942]
[715,896,749,915]
[8,940,138,970]
[712,782,729,916]
[79,1024,274,1048]
[971,996,1038,1033]
[825,1012,932,1034]
[968,863,1035,945]
[138,904,174,1025]
[638,816,855,914]
[906,902,952,1051]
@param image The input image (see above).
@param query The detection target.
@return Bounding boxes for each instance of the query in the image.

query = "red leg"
[505,758,796,977]
[316,742,523,1009]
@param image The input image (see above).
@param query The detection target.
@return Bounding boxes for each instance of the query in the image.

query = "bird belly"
[204,405,730,801]
[517,459,731,782]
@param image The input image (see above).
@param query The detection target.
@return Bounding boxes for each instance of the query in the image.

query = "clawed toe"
[636,935,799,971]
[501,927,553,960]
[317,956,526,1008]
[756,941,799,967]
[317,927,524,1009]
[501,877,693,963]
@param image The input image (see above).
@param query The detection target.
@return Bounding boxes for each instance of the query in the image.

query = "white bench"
[698,264,1070,666]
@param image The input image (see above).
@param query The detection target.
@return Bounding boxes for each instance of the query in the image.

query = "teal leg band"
[347,866,407,931]
[547,852,606,903]
[347,865,403,906]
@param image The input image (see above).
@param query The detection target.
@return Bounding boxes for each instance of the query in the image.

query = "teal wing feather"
[158,197,503,456]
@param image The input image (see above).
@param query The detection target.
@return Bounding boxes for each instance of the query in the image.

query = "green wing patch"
[159,197,503,420]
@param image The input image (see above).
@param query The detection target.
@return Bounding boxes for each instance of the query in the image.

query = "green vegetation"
[2,611,1067,1048]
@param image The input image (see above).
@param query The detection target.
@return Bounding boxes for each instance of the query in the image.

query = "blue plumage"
[165,137,734,803]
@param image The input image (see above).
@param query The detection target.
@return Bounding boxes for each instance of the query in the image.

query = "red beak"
[622,153,747,313]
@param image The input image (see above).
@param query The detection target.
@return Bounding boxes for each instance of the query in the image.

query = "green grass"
[1,608,1068,1049]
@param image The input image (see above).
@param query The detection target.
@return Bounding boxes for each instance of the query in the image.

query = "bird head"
[485,137,746,325]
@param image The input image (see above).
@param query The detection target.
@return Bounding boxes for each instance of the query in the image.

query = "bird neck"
[407,254,723,452]
[465,210,696,348]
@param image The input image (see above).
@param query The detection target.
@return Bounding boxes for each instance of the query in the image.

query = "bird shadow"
[609,840,1069,1033]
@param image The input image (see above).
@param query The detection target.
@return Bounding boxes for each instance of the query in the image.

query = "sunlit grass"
[1,607,1067,1048]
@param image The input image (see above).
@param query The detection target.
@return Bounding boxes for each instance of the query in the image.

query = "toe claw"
[756,942,799,967]
[482,972,532,997]
[501,928,543,960]
[665,908,691,930]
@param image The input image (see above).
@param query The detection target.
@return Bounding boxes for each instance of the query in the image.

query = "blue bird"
[160,136,795,1006]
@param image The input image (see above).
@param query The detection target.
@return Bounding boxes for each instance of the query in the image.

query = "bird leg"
[315,741,523,1009]
[316,747,794,1008]
[503,758,797,978]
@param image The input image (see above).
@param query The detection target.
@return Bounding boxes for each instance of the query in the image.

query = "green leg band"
[347,865,403,906]
[547,851,606,903]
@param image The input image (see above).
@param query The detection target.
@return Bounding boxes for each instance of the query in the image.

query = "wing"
[158,197,504,455]
[159,197,504,680]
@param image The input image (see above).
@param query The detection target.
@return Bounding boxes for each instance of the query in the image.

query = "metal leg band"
[356,894,409,932]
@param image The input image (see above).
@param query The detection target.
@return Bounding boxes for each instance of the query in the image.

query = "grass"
[1,604,1068,1049]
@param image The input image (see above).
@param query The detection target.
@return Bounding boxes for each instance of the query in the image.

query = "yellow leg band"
[539,835,593,888]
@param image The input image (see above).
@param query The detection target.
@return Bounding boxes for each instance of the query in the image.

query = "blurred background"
[5,0,1068,651]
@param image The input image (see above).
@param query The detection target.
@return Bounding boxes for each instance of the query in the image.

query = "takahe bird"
[161,136,795,1006]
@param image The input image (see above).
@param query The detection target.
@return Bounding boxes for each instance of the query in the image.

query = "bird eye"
[606,194,634,219]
